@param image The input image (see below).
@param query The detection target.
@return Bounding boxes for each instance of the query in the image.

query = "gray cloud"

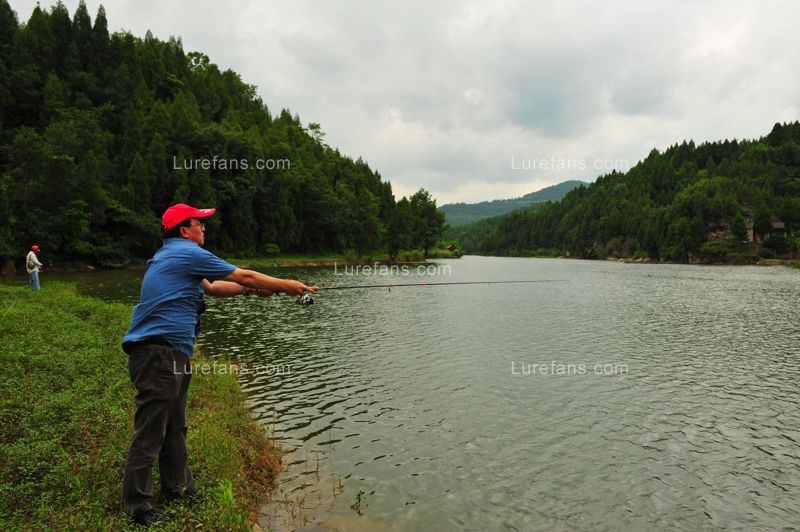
[12,0,800,202]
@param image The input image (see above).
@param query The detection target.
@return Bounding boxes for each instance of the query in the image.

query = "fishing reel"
[296,293,314,305]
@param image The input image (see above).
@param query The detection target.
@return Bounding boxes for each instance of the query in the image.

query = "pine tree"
[71,0,92,68]
[409,188,445,257]
[125,152,152,211]
[387,197,412,261]
[49,2,72,75]
[0,0,17,50]
[731,211,747,243]
[753,208,772,242]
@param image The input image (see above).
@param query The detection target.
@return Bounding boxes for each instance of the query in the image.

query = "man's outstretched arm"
[202,279,272,297]
[218,268,316,296]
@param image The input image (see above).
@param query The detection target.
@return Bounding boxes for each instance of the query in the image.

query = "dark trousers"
[121,342,195,516]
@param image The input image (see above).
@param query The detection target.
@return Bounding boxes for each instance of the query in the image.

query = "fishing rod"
[295,279,566,305]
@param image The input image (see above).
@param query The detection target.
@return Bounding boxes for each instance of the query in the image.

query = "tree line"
[0,1,444,267]
[453,122,800,261]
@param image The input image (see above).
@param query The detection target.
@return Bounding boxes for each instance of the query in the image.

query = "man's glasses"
[188,222,205,230]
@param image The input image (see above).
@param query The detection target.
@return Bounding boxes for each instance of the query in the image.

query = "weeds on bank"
[0,283,281,530]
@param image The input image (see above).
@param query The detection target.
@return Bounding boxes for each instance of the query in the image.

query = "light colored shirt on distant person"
[26,251,42,273]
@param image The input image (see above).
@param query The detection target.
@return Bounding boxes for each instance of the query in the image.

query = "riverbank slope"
[0,283,280,530]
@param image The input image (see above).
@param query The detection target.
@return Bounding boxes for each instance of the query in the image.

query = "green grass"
[0,283,281,530]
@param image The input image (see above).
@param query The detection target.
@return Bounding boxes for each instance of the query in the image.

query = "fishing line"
[295,279,566,305]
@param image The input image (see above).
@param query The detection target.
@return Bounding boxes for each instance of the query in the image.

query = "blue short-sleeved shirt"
[122,238,237,357]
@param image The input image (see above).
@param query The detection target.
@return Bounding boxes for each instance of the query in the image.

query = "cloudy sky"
[11,0,800,203]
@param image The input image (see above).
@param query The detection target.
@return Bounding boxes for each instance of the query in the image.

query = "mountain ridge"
[439,180,587,226]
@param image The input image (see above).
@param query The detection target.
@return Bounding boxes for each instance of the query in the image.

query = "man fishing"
[121,203,315,527]
[26,244,42,290]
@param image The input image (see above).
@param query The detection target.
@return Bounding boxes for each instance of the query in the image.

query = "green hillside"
[0,1,444,266]
[455,123,800,262]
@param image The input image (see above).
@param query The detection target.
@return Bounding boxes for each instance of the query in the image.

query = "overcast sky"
[10,0,800,203]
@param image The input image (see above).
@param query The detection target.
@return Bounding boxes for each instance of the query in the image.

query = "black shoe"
[162,489,201,506]
[184,489,201,503]
[132,509,171,527]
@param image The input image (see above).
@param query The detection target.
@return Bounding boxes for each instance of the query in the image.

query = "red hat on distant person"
[31,245,39,252]
[161,204,216,231]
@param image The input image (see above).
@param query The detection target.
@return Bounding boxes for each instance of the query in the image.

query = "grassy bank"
[0,283,281,530]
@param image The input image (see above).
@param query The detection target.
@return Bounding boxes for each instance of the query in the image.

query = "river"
[7,256,799,530]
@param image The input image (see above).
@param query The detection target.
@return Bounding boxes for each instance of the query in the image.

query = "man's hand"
[222,268,317,296]
[282,280,317,296]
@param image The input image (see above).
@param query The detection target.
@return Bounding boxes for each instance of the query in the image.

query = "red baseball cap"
[162,203,216,231]
[31,245,40,251]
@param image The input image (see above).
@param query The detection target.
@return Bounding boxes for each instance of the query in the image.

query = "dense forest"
[0,1,444,267]
[454,123,800,261]
[439,180,585,227]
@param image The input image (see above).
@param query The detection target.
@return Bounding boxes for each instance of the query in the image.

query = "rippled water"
[12,257,799,530]
[198,257,800,531]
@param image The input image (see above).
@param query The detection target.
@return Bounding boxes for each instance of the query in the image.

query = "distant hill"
[454,122,800,262]
[439,180,587,226]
